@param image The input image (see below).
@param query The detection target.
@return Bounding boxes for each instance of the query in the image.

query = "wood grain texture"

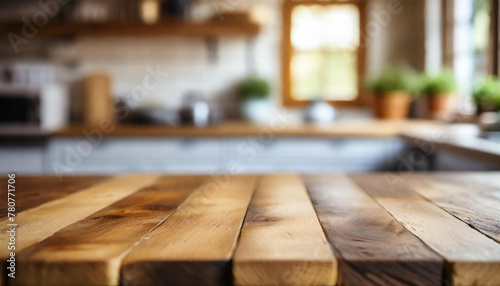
[14,176,206,286]
[352,174,500,286]
[0,19,260,38]
[306,174,443,286]
[0,174,161,258]
[52,120,443,138]
[0,176,108,217]
[233,175,337,286]
[407,173,500,243]
[121,175,257,286]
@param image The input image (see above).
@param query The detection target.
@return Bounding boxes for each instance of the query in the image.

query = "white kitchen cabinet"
[225,138,403,173]
[45,137,403,175]
[47,138,223,175]
[0,146,46,174]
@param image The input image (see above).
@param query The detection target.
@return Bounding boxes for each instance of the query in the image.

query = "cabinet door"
[48,138,223,174]
[0,147,45,174]
[226,138,403,173]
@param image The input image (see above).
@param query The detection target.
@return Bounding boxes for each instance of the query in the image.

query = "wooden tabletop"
[52,120,454,138]
[2,173,500,286]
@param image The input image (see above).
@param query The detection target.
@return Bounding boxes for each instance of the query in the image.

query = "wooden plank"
[0,176,108,217]
[306,174,443,286]
[13,176,206,286]
[0,174,161,258]
[51,121,444,138]
[0,20,260,38]
[405,174,500,243]
[233,174,337,286]
[352,174,500,286]
[121,175,257,286]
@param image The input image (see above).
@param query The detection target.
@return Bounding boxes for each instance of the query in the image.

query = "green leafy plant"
[472,77,500,112]
[365,67,419,96]
[420,70,457,95]
[237,76,271,100]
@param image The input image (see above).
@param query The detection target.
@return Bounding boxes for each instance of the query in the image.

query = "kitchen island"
[2,173,499,285]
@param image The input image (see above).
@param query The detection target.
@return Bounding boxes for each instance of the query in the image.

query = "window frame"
[281,0,367,107]
[442,0,500,75]
[491,0,499,75]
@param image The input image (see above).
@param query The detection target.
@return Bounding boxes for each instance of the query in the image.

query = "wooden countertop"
[52,120,453,138]
[3,173,500,285]
[401,127,500,167]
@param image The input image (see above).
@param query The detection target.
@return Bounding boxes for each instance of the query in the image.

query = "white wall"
[45,0,282,115]
[1,0,429,111]
[366,0,427,75]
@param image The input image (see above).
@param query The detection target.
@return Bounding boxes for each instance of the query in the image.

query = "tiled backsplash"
[0,0,428,116]
[1,0,281,117]
[54,37,252,107]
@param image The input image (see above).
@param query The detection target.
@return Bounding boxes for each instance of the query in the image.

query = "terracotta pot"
[373,91,411,119]
[427,93,454,119]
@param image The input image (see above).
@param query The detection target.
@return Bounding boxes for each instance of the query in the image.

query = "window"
[282,0,366,107]
[443,0,498,93]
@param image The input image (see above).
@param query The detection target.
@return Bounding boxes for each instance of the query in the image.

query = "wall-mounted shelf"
[0,14,260,65]
[0,19,260,38]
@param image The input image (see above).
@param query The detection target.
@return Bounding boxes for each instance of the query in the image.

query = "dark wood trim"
[0,19,260,38]
[492,0,499,76]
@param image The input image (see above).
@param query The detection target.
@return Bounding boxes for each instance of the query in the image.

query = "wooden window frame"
[442,0,500,75]
[281,0,367,107]
[491,0,499,76]
[441,0,455,69]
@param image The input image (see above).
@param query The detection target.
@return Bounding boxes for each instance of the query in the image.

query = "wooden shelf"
[0,19,260,38]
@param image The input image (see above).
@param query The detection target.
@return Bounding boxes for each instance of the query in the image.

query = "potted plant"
[473,77,500,114]
[365,67,418,119]
[420,70,457,119]
[238,76,273,123]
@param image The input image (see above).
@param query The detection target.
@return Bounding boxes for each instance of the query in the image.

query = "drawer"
[229,138,399,160]
[48,138,223,174]
[52,138,222,159]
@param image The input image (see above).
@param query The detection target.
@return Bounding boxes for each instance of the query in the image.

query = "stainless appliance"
[0,84,69,135]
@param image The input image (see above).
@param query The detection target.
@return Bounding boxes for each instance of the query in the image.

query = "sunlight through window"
[290,4,360,101]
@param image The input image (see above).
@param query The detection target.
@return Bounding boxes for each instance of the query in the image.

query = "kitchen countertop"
[401,127,500,167]
[2,173,500,285]
[51,120,473,138]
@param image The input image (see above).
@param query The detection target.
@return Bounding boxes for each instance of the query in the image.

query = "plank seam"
[230,175,261,263]
[4,175,162,250]
[117,176,213,267]
[405,179,500,245]
[302,174,347,263]
[2,177,111,218]
[347,174,449,284]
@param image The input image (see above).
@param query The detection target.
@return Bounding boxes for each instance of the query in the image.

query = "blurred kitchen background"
[1,0,500,175]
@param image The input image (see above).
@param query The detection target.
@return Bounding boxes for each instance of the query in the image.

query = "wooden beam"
[0,174,161,257]
[307,174,442,285]
[121,175,257,286]
[0,176,108,217]
[352,174,500,286]
[0,20,260,38]
[406,173,500,243]
[233,175,337,286]
[15,176,207,286]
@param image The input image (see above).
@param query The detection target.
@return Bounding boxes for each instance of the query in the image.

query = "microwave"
[0,84,69,135]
